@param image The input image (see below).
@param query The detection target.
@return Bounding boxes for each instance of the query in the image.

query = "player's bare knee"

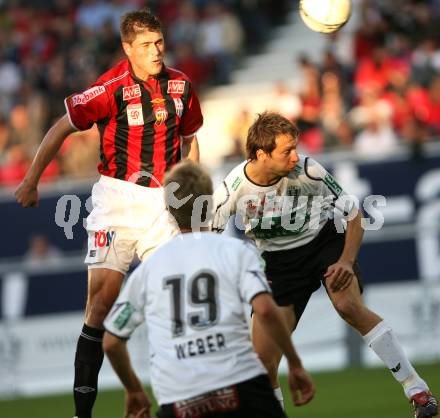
[333,296,360,324]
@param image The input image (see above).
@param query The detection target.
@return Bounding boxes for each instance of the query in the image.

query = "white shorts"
[84,175,178,274]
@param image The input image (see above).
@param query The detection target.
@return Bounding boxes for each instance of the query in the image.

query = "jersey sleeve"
[305,157,358,217]
[238,243,271,303]
[64,84,111,131]
[211,180,235,232]
[103,265,146,339]
[179,82,203,138]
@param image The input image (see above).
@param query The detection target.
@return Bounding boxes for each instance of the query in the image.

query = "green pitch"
[1,362,439,418]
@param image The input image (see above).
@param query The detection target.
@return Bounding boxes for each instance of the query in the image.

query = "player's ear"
[122,41,132,57]
[256,149,267,161]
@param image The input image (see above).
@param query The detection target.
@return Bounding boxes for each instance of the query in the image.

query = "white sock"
[363,321,429,399]
[274,387,284,410]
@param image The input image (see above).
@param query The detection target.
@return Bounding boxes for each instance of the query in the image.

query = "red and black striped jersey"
[64,59,203,187]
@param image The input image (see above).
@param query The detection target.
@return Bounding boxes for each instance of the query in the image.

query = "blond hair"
[164,161,213,230]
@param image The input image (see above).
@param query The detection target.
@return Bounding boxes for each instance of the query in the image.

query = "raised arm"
[15,114,75,207]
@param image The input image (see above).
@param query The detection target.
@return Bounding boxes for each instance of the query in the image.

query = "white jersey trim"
[64,98,80,131]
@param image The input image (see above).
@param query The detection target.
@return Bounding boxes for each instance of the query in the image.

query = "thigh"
[263,253,320,323]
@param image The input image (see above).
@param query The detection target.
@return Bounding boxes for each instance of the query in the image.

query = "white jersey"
[212,155,357,252]
[104,232,270,405]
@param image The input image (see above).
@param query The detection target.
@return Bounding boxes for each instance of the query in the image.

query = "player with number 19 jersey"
[104,232,270,405]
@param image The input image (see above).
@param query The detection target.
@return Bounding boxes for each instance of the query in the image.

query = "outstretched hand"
[288,366,315,406]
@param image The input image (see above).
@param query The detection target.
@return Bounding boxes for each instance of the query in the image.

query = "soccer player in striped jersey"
[212,112,438,418]
[15,9,203,418]
[103,161,315,418]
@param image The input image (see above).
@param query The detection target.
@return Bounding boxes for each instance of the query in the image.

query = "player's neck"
[130,62,162,81]
[246,161,281,186]
[179,227,210,234]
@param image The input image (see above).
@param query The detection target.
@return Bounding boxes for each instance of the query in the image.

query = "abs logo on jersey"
[71,85,105,107]
[167,80,185,94]
[127,103,144,126]
[173,98,183,117]
[123,84,141,101]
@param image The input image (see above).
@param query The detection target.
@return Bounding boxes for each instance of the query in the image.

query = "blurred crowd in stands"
[229,0,440,160]
[0,0,440,187]
[0,0,288,187]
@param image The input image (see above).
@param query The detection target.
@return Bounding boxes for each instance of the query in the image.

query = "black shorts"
[262,221,363,322]
[156,374,285,418]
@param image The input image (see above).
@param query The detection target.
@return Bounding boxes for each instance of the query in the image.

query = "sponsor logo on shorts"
[72,86,105,107]
[127,103,144,126]
[167,79,185,94]
[123,84,141,100]
[94,230,115,248]
[174,387,239,418]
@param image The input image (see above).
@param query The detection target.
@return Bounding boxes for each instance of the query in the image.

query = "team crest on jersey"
[123,84,141,101]
[151,98,168,125]
[173,98,183,117]
[167,80,185,94]
[127,103,144,126]
[154,107,168,125]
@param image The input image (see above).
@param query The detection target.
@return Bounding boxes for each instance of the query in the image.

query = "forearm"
[254,310,302,369]
[24,114,75,186]
[104,336,143,392]
[340,211,364,264]
[181,135,200,162]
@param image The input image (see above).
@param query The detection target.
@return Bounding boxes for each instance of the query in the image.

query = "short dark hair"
[164,161,213,230]
[120,8,162,43]
[246,112,299,160]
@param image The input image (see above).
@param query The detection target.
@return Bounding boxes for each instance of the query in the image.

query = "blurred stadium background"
[0,0,439,417]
